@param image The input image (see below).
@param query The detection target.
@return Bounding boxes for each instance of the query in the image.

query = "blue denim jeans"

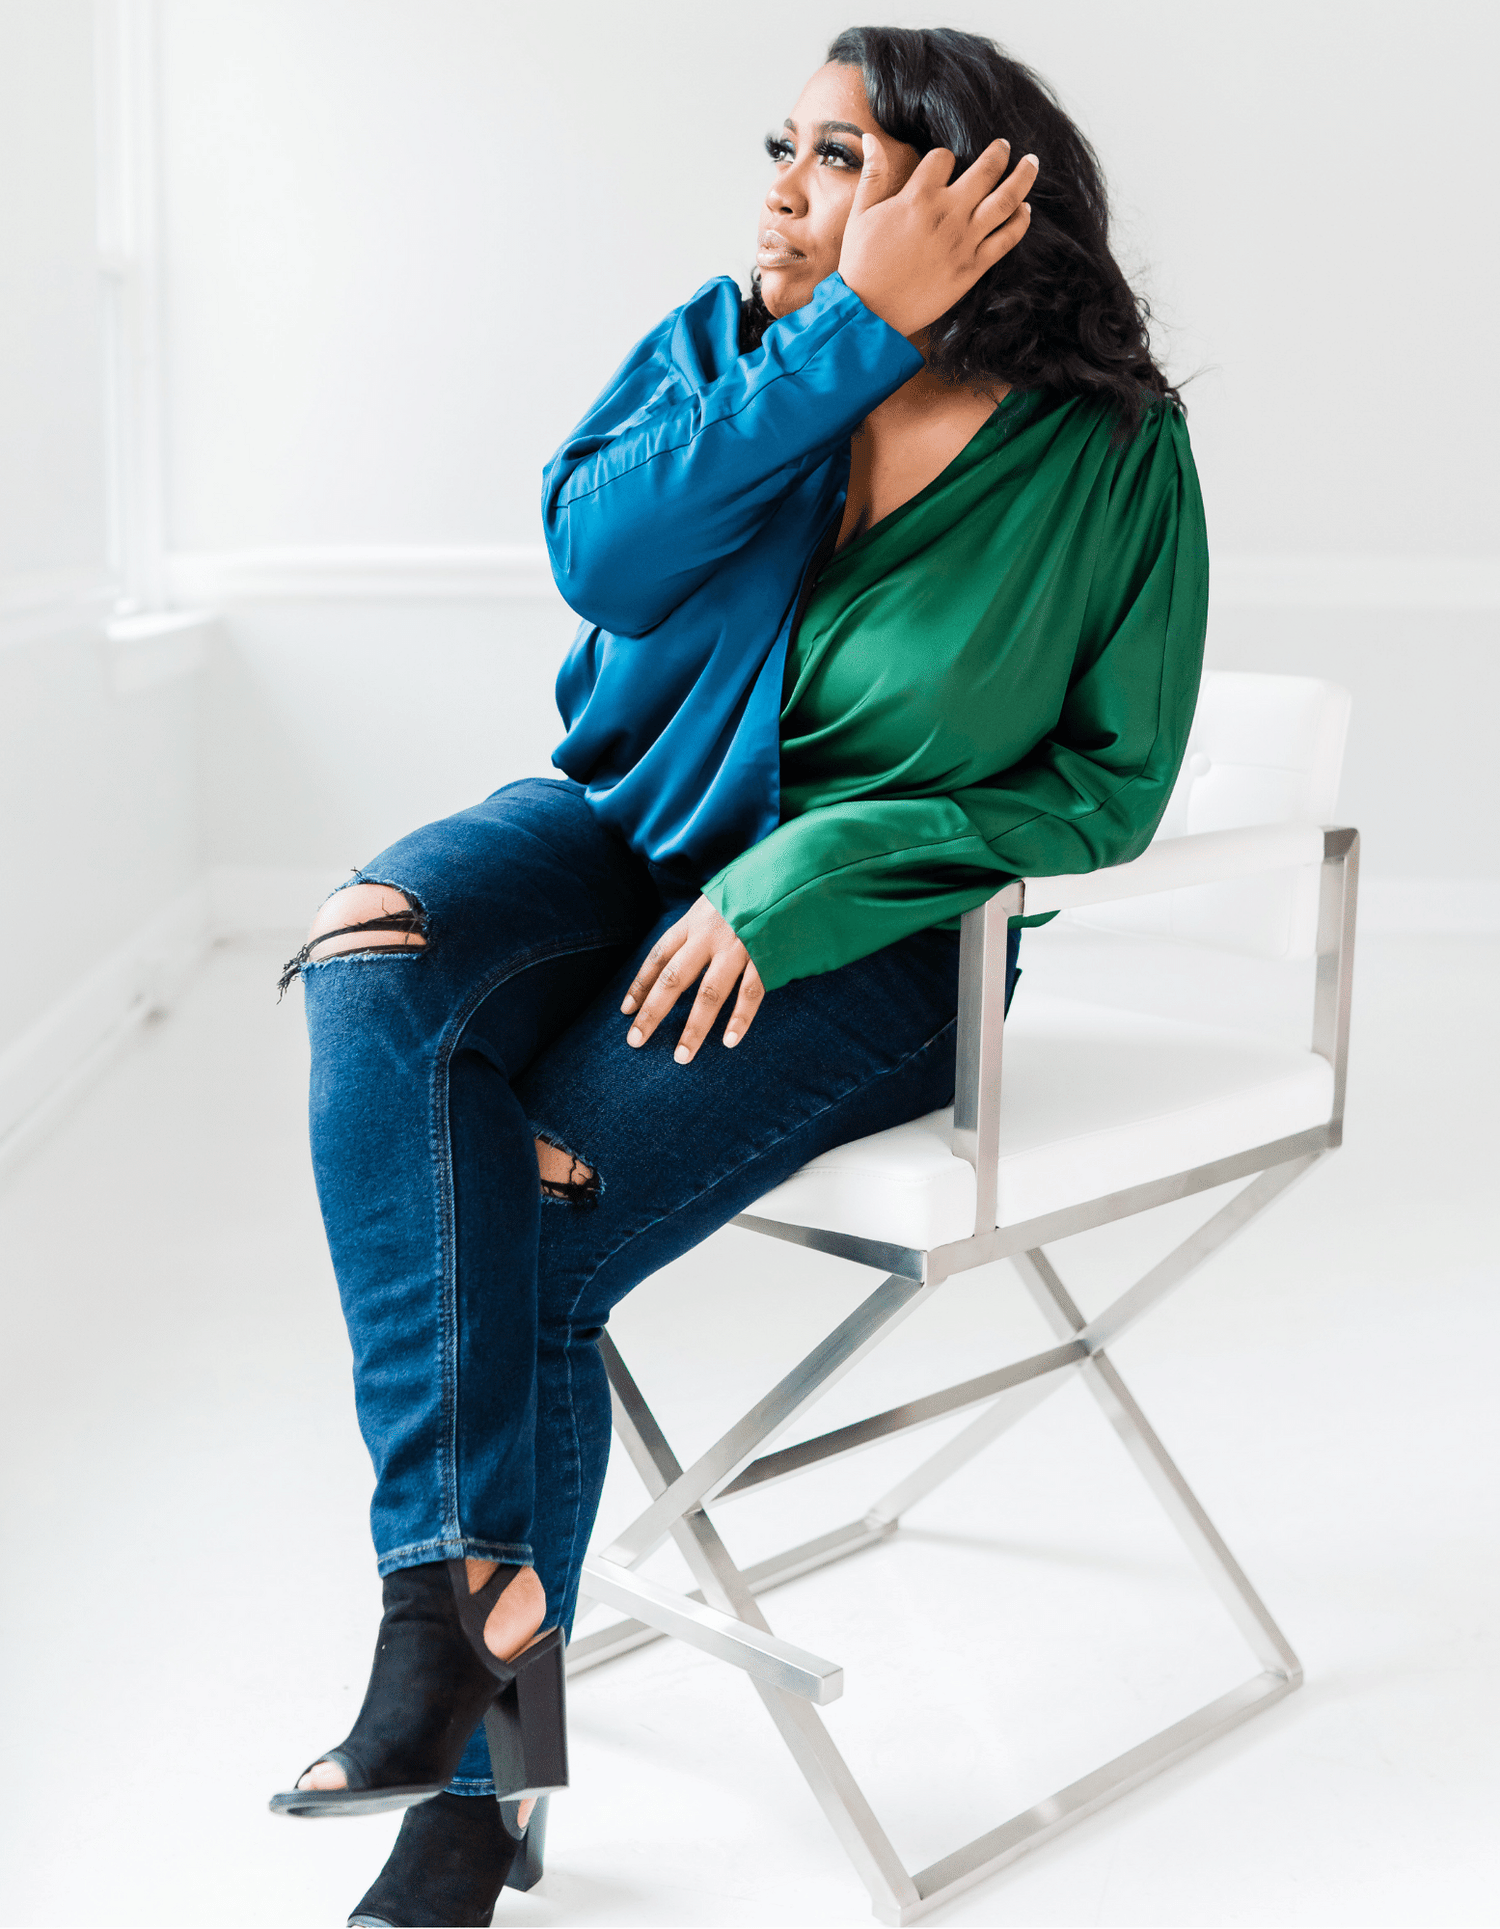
[296,777,1018,1792]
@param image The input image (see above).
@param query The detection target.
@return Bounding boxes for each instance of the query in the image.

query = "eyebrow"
[782,117,868,139]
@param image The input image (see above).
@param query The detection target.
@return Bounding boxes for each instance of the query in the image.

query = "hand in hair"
[839,135,1037,341]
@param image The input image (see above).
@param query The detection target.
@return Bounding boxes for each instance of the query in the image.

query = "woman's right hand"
[838,134,1038,340]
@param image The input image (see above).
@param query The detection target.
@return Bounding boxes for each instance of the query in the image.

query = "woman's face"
[757,63,921,320]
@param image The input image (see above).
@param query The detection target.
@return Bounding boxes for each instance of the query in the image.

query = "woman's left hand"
[621,896,765,1063]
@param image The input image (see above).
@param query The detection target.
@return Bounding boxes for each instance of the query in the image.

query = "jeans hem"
[375,1537,534,1577]
[445,1777,500,1797]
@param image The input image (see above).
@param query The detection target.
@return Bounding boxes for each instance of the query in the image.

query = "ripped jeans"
[292,776,1018,1793]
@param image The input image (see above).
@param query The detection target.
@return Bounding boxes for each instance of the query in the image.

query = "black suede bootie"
[270,1561,568,1819]
[346,1791,546,1927]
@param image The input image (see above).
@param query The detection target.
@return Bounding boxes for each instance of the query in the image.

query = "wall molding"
[0,583,213,684]
[96,0,169,612]
[0,882,212,1179]
[107,606,216,695]
[158,545,1500,613]
[1211,554,1500,612]
[0,864,341,1183]
[164,546,561,605]
[0,568,120,648]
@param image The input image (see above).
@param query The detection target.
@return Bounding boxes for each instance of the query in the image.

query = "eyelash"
[764,133,859,171]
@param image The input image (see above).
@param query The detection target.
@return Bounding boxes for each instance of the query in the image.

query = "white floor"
[1,928,1497,1928]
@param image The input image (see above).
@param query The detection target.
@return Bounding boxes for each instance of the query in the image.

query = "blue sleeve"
[542,274,923,637]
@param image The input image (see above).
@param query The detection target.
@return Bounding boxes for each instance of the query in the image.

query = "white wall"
[0,0,203,1083]
[5,0,1493,1037]
[147,0,1499,911]
[200,596,565,872]
[0,1,110,584]
[158,0,1499,561]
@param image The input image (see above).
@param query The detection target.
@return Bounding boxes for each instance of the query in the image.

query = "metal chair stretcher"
[567,816,1358,1924]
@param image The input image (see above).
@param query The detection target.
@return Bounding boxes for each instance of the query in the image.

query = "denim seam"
[428,922,647,1556]
[376,1535,533,1578]
[350,869,426,899]
[545,1008,959,1627]
[556,1305,586,1645]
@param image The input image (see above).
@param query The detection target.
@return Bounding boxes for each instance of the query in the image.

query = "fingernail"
[674,1045,691,1064]
[620,997,636,1014]
[724,1031,740,1048]
[1024,153,1039,167]
[627,1026,644,1047]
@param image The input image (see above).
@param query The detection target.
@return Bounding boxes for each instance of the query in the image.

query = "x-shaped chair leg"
[591,1334,926,1913]
[1012,1247,1303,1678]
[573,1166,1311,1922]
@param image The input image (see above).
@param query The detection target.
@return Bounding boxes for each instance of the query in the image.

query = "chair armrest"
[953,824,1359,1238]
[1022,823,1327,916]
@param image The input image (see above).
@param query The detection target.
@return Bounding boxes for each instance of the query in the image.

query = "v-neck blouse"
[544,275,1208,989]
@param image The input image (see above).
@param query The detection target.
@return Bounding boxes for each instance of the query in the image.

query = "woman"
[273,25,1207,1927]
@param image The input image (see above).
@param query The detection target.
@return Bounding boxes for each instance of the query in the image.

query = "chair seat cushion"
[747,994,1335,1252]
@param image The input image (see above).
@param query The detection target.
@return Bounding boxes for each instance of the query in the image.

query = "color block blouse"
[543,274,1208,989]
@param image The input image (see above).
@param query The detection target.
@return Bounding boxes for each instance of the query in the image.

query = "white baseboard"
[0,865,345,1180]
[0,885,213,1175]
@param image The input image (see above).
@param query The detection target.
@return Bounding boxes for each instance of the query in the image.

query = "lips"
[757,228,806,267]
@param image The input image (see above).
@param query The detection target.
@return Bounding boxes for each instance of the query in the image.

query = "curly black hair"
[744,26,1180,435]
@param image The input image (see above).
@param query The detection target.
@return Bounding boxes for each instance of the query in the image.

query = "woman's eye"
[814,140,859,170]
[764,134,794,164]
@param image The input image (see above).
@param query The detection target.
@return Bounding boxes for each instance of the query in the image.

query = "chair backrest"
[1064,671,1352,960]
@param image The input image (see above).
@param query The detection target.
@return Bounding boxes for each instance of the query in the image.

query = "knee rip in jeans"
[533,1130,599,1209]
[277,880,429,997]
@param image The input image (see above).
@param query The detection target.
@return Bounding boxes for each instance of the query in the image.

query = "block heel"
[482,1627,569,1798]
[500,1796,548,1892]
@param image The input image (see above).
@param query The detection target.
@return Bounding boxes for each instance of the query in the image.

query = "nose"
[765,169,805,218]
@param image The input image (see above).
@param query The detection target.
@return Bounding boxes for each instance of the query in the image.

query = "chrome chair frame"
[569,822,1359,1924]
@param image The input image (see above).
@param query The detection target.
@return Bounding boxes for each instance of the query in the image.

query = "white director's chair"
[570,672,1357,1923]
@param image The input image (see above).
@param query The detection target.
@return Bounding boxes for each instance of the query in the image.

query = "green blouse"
[702,386,1209,989]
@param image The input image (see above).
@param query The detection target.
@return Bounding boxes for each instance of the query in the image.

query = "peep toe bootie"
[345,1792,547,1928]
[270,1560,569,1819]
